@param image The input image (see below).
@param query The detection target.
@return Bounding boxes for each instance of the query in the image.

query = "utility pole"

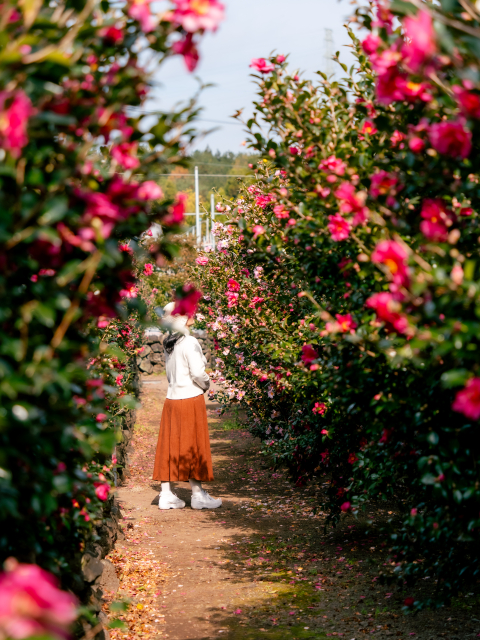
[211,192,215,251]
[195,166,200,245]
[325,28,334,78]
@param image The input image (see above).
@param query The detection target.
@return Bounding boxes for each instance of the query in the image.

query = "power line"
[155,173,255,178]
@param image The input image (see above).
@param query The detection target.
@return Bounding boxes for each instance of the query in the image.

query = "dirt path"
[106,375,479,640]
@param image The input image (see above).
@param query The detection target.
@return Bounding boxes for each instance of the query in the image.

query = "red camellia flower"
[227,278,240,292]
[366,292,409,334]
[452,377,480,420]
[172,33,199,72]
[348,453,358,464]
[0,89,35,158]
[173,284,202,317]
[327,214,351,241]
[419,199,455,242]
[429,120,472,159]
[453,85,480,119]
[360,120,378,136]
[334,183,369,226]
[312,402,326,415]
[163,192,187,225]
[0,559,77,638]
[340,501,351,512]
[94,482,110,501]
[335,313,357,333]
[404,597,415,607]
[171,0,225,32]
[99,25,124,45]
[371,240,410,288]
[250,58,275,73]
[301,344,318,364]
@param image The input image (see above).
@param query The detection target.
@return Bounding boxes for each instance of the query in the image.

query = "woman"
[152,302,222,510]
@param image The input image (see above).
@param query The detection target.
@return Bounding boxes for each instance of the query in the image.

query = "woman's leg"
[189,477,222,509]
[189,478,202,494]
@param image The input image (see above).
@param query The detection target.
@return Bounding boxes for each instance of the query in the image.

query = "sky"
[148,0,360,153]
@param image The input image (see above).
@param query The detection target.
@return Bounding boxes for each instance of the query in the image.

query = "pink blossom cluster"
[0,559,77,639]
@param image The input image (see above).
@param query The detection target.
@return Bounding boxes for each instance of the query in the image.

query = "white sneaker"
[158,492,185,510]
[191,489,222,510]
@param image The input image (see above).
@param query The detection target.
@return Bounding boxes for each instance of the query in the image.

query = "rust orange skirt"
[152,394,214,482]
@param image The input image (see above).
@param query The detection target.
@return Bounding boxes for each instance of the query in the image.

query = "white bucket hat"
[162,301,189,333]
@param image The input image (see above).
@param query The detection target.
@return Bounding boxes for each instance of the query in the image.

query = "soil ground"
[105,374,480,640]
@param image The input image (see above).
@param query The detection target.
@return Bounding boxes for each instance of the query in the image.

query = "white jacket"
[165,332,211,400]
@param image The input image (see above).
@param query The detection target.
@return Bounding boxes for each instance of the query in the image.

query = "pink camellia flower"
[371,240,410,288]
[369,171,400,204]
[96,413,107,422]
[172,33,199,72]
[327,214,351,241]
[128,0,157,32]
[375,67,432,105]
[335,313,357,333]
[402,10,436,72]
[112,453,118,465]
[0,558,77,639]
[419,198,455,242]
[164,192,187,225]
[409,136,425,153]
[111,142,140,169]
[0,90,35,158]
[452,377,480,420]
[226,291,239,308]
[390,130,406,146]
[143,263,154,276]
[312,402,326,415]
[428,120,472,159]
[171,0,225,32]
[227,278,240,292]
[273,204,290,219]
[451,264,464,285]
[137,180,163,201]
[250,58,275,73]
[334,182,369,226]
[196,256,209,265]
[115,374,124,386]
[318,155,347,176]
[94,482,110,501]
[248,296,264,308]
[276,54,286,64]
[453,86,480,119]
[362,33,381,55]
[410,508,417,516]
[173,283,202,317]
[340,502,351,512]
[301,344,318,364]
[256,193,275,208]
[252,224,265,238]
[366,292,409,334]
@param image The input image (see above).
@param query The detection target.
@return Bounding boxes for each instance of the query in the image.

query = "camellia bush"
[192,0,480,606]
[0,0,223,622]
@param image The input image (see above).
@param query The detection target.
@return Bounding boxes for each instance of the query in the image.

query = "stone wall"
[137,329,213,374]
[77,372,139,639]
